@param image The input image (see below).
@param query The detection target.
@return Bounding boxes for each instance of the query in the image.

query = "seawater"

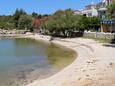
[0,38,76,86]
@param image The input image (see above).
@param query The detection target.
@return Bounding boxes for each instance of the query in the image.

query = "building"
[81,0,115,33]
[101,20,115,32]
[81,0,114,18]
[82,2,98,17]
[103,0,114,5]
[74,10,82,15]
[99,0,115,33]
[97,1,107,19]
[97,0,114,19]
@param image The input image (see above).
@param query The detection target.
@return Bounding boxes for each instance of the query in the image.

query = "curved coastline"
[25,35,93,86]
[25,34,115,86]
[0,35,76,86]
[1,34,115,86]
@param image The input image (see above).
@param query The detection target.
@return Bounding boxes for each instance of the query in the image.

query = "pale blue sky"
[0,0,101,15]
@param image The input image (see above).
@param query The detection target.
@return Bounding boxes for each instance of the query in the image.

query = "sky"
[0,0,101,15]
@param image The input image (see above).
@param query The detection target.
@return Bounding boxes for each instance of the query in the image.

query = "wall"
[83,32,115,39]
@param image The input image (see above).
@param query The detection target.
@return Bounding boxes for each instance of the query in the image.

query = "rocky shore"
[0,29,33,38]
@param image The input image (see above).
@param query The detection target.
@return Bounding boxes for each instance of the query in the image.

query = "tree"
[53,10,64,18]
[0,15,15,29]
[13,9,27,28]
[32,12,38,18]
[41,9,101,37]
[42,14,50,17]
[41,9,84,37]
[18,15,33,30]
[107,3,115,20]
[88,17,101,31]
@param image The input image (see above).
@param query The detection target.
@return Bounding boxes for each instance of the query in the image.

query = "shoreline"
[25,34,115,86]
[0,34,115,86]
[0,35,76,86]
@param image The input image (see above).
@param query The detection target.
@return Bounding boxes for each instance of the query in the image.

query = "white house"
[82,3,98,17]
[76,0,113,17]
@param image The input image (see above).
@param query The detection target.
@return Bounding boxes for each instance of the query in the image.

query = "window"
[88,13,92,16]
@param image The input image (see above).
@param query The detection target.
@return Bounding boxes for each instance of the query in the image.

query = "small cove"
[0,38,76,86]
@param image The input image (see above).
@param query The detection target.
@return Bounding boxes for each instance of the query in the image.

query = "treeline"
[41,9,101,37]
[0,15,14,29]
[0,9,101,37]
[0,9,49,30]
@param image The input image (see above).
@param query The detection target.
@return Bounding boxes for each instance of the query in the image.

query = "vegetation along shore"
[0,0,115,86]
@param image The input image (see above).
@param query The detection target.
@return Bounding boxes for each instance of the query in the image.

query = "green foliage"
[0,8,100,33]
[32,12,42,19]
[0,15,14,29]
[18,15,33,30]
[0,9,50,30]
[41,9,100,37]
[32,12,38,18]
[107,3,115,20]
[13,9,27,28]
[88,17,101,31]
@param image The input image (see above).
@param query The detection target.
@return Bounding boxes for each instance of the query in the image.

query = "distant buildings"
[74,0,115,33]
[74,10,82,15]
[98,0,115,33]
[97,0,114,19]
[97,1,107,19]
[74,0,113,18]
[82,4,98,17]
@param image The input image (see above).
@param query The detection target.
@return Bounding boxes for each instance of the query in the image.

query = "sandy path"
[26,35,115,86]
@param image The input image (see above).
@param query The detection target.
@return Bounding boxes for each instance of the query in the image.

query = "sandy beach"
[26,34,115,86]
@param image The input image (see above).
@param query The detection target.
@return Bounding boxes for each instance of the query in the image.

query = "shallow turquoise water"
[0,38,75,86]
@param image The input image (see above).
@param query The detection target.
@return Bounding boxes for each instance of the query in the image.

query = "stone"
[78,77,81,80]
[109,62,113,66]
[81,69,85,72]
[86,75,90,77]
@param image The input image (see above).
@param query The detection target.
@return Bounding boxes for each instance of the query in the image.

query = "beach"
[25,34,115,86]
